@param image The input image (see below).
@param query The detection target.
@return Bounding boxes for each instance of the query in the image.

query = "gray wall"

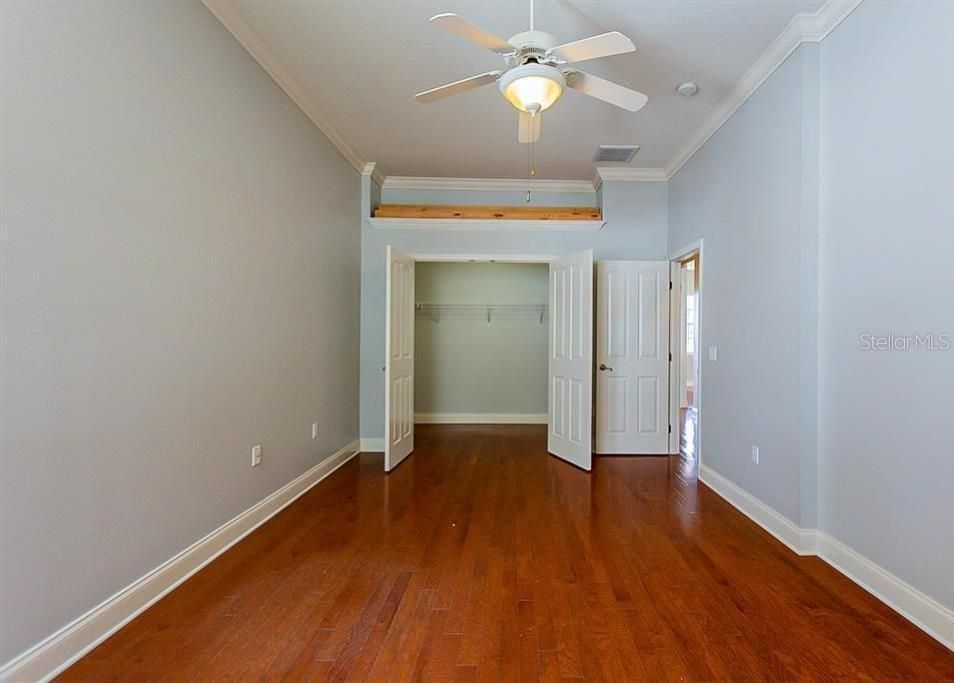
[381,187,597,206]
[360,181,669,439]
[415,263,548,415]
[818,0,954,610]
[0,0,360,662]
[668,46,819,526]
[669,0,954,617]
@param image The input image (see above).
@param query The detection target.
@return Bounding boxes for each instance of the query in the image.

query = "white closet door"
[548,249,594,470]
[385,246,414,471]
[595,261,670,454]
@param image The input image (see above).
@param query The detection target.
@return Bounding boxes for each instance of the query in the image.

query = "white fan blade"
[549,31,636,64]
[565,71,648,112]
[415,71,503,103]
[430,14,514,55]
[518,111,541,143]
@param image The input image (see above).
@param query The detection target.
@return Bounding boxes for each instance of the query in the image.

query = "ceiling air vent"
[593,145,640,164]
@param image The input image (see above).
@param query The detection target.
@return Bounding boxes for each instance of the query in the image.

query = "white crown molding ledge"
[200,0,380,182]
[699,464,954,651]
[594,167,669,186]
[664,0,863,179]
[380,168,668,193]
[361,161,385,186]
[0,441,360,683]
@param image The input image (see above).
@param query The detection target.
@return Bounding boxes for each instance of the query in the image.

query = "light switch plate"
[708,346,718,362]
[251,445,262,467]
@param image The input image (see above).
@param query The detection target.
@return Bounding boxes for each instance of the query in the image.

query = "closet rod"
[415,302,548,325]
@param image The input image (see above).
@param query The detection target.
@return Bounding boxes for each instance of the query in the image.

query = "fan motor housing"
[508,30,559,64]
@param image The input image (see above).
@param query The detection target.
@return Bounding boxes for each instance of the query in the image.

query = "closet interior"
[413,261,549,423]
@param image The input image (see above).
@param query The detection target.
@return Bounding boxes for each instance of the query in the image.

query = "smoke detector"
[676,81,699,97]
[593,145,640,164]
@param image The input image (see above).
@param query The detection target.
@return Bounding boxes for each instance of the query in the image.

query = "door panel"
[596,261,670,454]
[385,246,414,471]
[548,250,593,470]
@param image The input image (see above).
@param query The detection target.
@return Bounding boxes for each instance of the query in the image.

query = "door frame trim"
[408,253,557,263]
[668,239,704,464]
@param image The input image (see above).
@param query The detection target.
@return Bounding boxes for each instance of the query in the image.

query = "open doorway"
[677,254,699,459]
[669,241,703,465]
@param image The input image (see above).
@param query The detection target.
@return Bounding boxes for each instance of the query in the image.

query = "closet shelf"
[415,302,548,324]
[367,217,605,231]
[375,204,601,220]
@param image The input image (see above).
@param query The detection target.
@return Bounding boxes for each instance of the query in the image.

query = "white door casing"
[385,246,414,471]
[548,249,594,470]
[596,261,670,454]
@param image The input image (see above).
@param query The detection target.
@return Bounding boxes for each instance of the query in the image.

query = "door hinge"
[668,424,672,434]
[669,281,673,290]
[669,352,672,362]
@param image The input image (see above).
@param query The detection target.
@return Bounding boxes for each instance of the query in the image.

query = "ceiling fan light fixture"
[498,64,565,113]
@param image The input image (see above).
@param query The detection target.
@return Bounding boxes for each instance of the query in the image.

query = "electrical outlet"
[251,444,262,467]
[311,422,319,440]
[751,445,759,465]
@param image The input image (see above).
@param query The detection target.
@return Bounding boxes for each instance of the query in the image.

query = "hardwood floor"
[61,425,953,681]
[680,406,698,461]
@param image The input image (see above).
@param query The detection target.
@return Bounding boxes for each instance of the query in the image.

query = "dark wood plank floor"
[61,424,953,681]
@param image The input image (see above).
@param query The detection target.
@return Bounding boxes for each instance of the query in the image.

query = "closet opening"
[385,248,593,472]
[414,260,550,426]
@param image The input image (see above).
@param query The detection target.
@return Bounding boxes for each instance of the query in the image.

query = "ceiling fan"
[414,0,648,144]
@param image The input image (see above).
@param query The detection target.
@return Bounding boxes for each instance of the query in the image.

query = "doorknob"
[599,363,613,371]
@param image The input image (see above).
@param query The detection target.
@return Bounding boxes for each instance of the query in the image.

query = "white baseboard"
[816,532,953,650]
[414,413,548,424]
[699,465,816,555]
[359,437,384,452]
[699,464,953,651]
[0,440,360,683]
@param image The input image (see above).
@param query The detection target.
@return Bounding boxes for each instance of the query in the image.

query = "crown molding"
[594,167,668,186]
[200,0,370,178]
[381,176,596,193]
[664,0,863,179]
[800,0,864,41]
[381,170,668,193]
[204,0,861,188]
[361,162,385,186]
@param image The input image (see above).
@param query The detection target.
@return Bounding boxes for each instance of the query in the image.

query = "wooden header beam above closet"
[374,204,602,221]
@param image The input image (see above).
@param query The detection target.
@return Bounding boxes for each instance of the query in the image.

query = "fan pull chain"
[526,117,536,203]
[530,135,536,177]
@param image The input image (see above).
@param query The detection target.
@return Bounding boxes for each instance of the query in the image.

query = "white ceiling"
[220,0,826,180]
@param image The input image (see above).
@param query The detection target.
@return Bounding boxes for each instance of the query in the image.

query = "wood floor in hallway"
[61,424,953,681]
